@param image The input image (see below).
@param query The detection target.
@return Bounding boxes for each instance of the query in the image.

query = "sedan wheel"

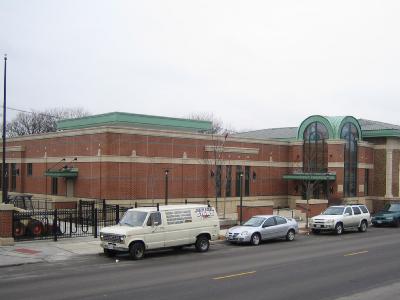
[250,233,261,246]
[286,230,295,241]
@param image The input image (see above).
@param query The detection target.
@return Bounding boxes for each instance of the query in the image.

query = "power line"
[6,106,59,118]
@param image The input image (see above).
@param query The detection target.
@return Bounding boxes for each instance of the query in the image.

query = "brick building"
[1,112,400,216]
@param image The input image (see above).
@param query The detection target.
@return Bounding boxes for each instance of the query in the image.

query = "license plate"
[377,220,382,224]
[104,244,115,250]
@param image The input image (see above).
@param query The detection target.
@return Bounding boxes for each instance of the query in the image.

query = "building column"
[385,149,393,198]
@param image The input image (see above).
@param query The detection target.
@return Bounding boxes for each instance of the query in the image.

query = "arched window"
[303,122,328,172]
[341,122,358,197]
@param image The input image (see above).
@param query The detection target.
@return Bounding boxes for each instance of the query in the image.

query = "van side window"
[147,212,162,226]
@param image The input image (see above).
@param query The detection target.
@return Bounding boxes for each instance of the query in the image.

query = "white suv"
[310,205,371,235]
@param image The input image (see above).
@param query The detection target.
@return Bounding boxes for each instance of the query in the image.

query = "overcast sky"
[1,0,400,131]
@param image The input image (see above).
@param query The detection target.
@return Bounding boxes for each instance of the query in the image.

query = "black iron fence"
[12,198,209,241]
[13,200,129,241]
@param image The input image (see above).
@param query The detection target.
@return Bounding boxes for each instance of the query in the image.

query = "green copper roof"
[358,119,400,138]
[57,112,212,133]
[297,115,362,140]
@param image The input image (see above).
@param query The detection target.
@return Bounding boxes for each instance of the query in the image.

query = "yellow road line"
[213,271,256,280]
[344,250,369,257]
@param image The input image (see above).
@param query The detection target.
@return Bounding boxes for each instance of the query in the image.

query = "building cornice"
[6,126,290,146]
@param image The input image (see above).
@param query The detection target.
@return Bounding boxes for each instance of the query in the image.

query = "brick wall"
[237,205,274,223]
[296,203,328,218]
[0,210,13,238]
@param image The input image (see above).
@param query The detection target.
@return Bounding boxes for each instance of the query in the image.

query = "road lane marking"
[213,271,256,280]
[344,250,368,257]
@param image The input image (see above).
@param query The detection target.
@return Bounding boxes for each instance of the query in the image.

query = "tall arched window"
[341,123,358,197]
[303,122,328,172]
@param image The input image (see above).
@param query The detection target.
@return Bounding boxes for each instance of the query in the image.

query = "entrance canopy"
[44,168,79,178]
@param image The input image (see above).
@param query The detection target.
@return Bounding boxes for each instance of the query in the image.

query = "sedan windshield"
[383,203,400,212]
[119,211,148,227]
[243,217,265,227]
[322,207,344,215]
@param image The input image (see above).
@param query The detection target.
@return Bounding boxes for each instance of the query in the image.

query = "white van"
[100,204,220,259]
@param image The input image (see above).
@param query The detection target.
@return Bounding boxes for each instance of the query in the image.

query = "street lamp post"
[2,54,7,203]
[239,172,243,225]
[164,170,169,205]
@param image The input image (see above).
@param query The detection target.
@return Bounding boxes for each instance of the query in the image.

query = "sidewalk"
[0,237,102,268]
[0,222,308,268]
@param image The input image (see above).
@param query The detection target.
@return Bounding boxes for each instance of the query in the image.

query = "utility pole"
[2,54,7,203]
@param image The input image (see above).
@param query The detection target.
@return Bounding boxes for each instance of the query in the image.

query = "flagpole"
[2,54,7,203]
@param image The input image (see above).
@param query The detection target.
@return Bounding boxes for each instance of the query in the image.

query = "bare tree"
[186,112,226,134]
[6,107,90,137]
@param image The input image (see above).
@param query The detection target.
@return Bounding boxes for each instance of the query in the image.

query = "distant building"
[2,112,400,214]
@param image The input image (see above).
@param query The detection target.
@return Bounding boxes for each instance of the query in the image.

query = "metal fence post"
[69,212,72,237]
[116,205,120,224]
[94,208,98,238]
[53,209,58,242]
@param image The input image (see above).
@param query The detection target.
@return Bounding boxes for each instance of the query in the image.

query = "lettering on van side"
[165,210,192,225]
[195,207,214,219]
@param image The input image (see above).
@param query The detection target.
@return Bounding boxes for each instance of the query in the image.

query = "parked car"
[372,203,400,227]
[100,204,220,259]
[225,215,299,245]
[309,205,371,235]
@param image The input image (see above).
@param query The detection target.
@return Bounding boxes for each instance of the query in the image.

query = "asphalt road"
[1,227,400,300]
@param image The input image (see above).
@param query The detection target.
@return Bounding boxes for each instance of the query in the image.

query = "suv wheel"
[335,223,343,235]
[358,220,368,232]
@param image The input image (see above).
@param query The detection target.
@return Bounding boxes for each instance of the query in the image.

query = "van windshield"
[119,211,148,227]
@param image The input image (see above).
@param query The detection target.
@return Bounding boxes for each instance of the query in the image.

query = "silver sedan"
[225,215,299,245]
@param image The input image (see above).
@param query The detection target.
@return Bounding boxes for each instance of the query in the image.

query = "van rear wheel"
[129,242,145,260]
[195,236,210,252]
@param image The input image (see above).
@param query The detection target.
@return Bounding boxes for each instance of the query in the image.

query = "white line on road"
[213,271,256,280]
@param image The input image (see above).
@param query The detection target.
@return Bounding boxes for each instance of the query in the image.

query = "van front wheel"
[129,242,145,260]
[195,236,210,252]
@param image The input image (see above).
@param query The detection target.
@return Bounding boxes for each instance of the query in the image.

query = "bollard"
[94,208,98,238]
[116,205,120,224]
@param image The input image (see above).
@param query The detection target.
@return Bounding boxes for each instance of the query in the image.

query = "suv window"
[263,217,276,227]
[359,205,369,214]
[344,207,353,215]
[352,206,361,215]
[275,216,287,225]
